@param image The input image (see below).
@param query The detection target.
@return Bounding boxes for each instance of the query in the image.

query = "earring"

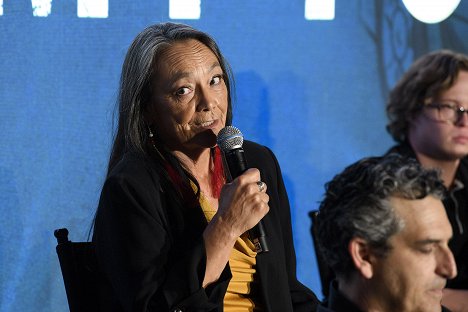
[147,125,166,161]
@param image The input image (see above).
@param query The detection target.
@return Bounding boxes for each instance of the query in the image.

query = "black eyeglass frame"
[423,102,468,124]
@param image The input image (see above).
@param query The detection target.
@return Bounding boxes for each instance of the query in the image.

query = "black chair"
[54,228,99,312]
[309,210,334,299]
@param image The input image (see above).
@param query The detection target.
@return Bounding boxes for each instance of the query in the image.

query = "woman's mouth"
[195,119,220,129]
[200,120,215,127]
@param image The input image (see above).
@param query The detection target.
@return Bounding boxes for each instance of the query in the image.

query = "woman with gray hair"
[92,22,318,311]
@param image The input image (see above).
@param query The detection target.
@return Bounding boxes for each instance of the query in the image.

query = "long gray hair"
[108,22,234,174]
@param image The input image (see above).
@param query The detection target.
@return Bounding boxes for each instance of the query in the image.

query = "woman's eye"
[175,87,191,96]
[211,75,222,85]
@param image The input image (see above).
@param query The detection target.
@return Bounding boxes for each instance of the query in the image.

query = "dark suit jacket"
[93,140,319,311]
[317,281,452,312]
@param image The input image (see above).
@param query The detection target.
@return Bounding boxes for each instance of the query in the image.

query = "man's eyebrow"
[414,236,454,246]
[414,239,441,245]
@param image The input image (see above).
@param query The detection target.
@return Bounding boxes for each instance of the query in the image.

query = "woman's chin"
[189,129,218,149]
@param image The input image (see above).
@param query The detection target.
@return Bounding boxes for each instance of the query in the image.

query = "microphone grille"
[217,126,244,151]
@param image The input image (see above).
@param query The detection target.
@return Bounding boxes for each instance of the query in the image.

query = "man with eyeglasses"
[386,49,468,312]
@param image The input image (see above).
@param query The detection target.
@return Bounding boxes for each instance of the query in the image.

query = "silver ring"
[257,181,266,192]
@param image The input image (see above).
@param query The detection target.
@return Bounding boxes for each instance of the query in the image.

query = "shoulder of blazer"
[243,140,272,163]
[242,140,280,184]
[107,151,162,187]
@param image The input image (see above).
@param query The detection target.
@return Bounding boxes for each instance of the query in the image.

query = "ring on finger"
[257,181,266,192]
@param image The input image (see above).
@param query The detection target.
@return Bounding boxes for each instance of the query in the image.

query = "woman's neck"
[173,148,211,175]
[172,148,218,196]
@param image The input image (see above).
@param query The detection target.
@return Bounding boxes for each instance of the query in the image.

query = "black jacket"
[317,281,452,312]
[93,141,319,311]
[316,281,363,312]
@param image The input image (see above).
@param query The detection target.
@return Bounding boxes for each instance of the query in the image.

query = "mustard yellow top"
[197,189,261,311]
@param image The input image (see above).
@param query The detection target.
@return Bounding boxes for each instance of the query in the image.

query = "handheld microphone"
[217,126,269,253]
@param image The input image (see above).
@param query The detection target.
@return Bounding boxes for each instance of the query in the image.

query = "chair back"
[309,210,334,299]
[54,228,99,312]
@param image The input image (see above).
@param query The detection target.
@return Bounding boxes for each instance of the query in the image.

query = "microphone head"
[217,126,244,151]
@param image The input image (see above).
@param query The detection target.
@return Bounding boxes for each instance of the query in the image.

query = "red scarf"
[164,146,225,208]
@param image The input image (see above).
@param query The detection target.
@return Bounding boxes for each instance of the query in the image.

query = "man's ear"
[348,237,374,279]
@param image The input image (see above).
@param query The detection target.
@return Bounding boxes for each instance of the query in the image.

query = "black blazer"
[93,140,319,311]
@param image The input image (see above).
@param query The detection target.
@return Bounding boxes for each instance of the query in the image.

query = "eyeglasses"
[423,103,468,124]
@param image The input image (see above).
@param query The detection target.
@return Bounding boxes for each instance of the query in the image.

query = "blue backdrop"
[1,1,468,310]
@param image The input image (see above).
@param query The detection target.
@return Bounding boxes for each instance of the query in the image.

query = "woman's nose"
[197,88,216,111]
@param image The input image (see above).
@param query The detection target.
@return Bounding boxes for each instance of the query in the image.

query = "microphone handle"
[223,148,269,253]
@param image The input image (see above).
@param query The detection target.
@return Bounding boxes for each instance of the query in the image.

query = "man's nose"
[436,248,457,280]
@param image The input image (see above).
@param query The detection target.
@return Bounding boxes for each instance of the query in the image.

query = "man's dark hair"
[386,49,468,142]
[316,154,445,279]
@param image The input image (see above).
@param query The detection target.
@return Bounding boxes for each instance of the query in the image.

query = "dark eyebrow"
[415,239,440,245]
[165,70,190,88]
[168,62,221,86]
[415,237,453,246]
[208,62,221,71]
[437,99,461,106]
